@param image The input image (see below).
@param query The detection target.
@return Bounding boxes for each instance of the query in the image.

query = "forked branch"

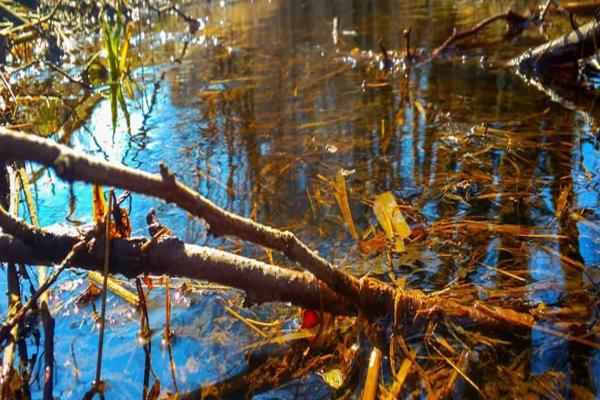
[0,127,364,309]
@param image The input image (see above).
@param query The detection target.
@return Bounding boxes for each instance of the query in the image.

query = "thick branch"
[1,132,595,350]
[0,128,364,309]
[1,216,597,350]
[0,231,354,317]
[511,17,600,69]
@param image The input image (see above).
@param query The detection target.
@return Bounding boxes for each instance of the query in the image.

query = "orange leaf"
[359,232,388,253]
[142,275,153,292]
[112,206,132,239]
[92,184,107,225]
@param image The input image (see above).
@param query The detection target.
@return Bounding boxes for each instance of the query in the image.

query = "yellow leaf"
[555,183,571,218]
[320,367,344,389]
[92,184,107,225]
[414,100,426,118]
[119,24,131,74]
[124,78,134,99]
[332,170,358,240]
[373,192,411,253]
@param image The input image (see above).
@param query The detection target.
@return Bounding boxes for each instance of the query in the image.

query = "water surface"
[3,0,600,398]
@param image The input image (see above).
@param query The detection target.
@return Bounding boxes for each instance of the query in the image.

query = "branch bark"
[0,127,365,310]
[1,130,598,351]
[0,228,354,318]
[510,17,600,69]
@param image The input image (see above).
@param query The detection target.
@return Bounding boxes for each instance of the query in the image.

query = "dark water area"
[1,0,600,398]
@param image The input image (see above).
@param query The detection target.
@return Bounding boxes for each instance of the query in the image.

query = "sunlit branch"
[511,17,600,69]
[0,227,354,321]
[0,130,598,351]
[0,127,365,309]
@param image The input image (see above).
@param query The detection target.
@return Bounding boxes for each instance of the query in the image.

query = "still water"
[2,0,600,398]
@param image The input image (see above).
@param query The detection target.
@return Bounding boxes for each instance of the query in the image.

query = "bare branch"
[429,10,533,62]
[0,127,365,308]
[0,131,596,351]
[511,17,600,69]
[0,229,354,319]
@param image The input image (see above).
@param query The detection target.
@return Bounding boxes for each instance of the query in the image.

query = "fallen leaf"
[320,367,344,389]
[373,192,411,252]
[92,184,107,225]
[555,183,571,218]
[332,169,359,240]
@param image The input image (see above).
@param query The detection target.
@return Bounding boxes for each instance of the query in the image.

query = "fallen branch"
[429,10,533,62]
[0,127,366,311]
[1,131,598,351]
[2,213,598,350]
[0,216,354,320]
[510,16,600,69]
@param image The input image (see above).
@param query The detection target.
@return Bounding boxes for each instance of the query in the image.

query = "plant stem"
[94,189,113,386]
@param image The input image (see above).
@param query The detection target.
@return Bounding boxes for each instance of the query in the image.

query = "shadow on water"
[2,0,599,398]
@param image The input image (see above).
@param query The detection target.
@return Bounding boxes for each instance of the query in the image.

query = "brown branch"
[429,10,532,62]
[0,127,367,313]
[510,17,600,69]
[2,215,598,350]
[0,228,354,320]
[562,0,600,14]
[1,131,597,351]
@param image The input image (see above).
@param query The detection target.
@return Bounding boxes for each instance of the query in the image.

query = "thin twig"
[135,278,151,400]
[429,10,532,62]
[166,341,180,395]
[94,189,113,386]
[0,241,85,344]
[163,277,172,343]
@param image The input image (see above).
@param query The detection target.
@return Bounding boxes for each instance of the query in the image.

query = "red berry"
[301,309,320,329]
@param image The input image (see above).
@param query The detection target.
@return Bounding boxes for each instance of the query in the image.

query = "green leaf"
[117,86,131,132]
[119,25,130,74]
[110,85,118,133]
[103,19,118,80]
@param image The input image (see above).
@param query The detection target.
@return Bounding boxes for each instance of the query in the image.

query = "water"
[2,0,600,398]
